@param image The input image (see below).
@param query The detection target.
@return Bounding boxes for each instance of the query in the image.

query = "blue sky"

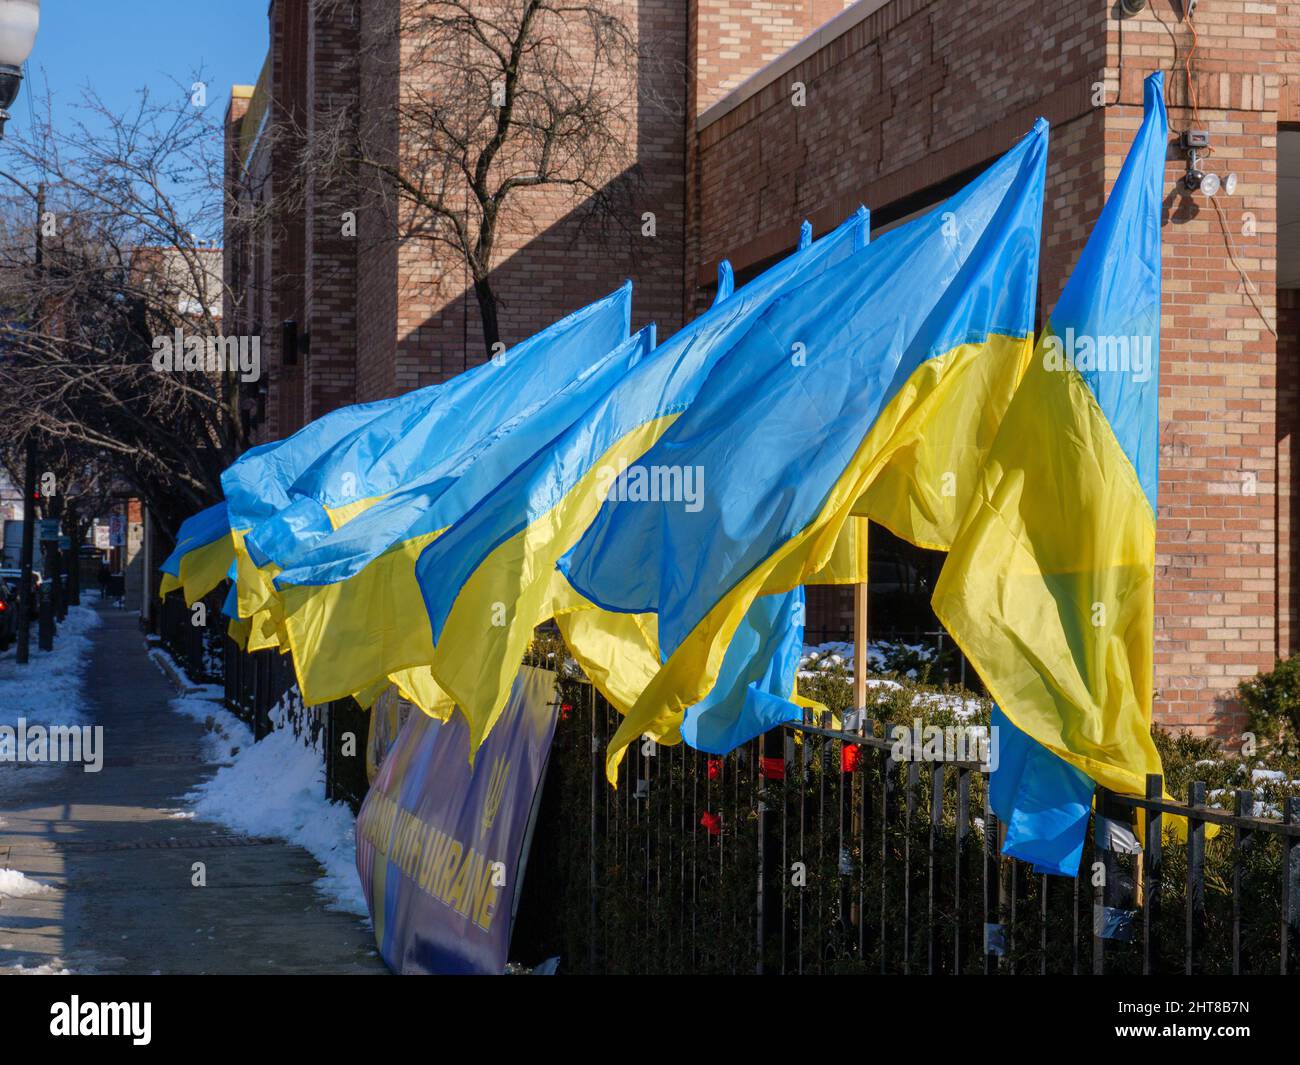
[13,0,268,138]
[0,1,269,232]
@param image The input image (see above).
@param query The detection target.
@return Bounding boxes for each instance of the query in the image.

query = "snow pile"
[1,958,71,975]
[0,606,101,730]
[170,684,366,917]
[800,639,937,680]
[170,688,253,764]
[0,869,53,898]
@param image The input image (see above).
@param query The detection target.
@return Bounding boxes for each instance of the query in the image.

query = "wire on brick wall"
[1146,4,1277,339]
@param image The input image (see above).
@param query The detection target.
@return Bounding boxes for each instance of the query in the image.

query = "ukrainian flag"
[270,324,655,711]
[557,120,1049,783]
[222,397,423,636]
[414,209,872,752]
[222,284,633,646]
[676,216,872,754]
[245,283,634,578]
[158,501,234,605]
[932,72,1168,874]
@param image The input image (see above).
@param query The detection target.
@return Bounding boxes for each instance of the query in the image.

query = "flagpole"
[853,580,868,712]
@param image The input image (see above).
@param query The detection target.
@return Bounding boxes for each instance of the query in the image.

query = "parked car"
[0,567,40,628]
[0,576,17,651]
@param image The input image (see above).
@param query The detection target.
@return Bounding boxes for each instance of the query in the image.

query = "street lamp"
[0,1,39,658]
[0,0,38,137]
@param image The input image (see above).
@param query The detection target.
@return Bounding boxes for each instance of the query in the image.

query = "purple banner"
[355,666,558,974]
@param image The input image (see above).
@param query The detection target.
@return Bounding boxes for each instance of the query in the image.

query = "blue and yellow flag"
[413,210,872,751]
[247,284,634,574]
[932,73,1168,874]
[222,284,633,648]
[270,325,655,711]
[158,501,234,605]
[676,215,870,754]
[559,120,1048,782]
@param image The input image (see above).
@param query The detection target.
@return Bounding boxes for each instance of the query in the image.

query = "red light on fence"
[700,811,722,836]
[559,702,573,721]
[841,745,861,773]
[706,756,722,781]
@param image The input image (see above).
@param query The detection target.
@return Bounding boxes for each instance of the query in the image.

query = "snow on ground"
[0,868,53,898]
[1,958,71,975]
[800,639,936,678]
[165,678,367,918]
[170,689,254,764]
[0,606,101,729]
[800,640,983,719]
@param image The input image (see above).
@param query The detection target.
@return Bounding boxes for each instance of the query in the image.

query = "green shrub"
[1237,656,1300,756]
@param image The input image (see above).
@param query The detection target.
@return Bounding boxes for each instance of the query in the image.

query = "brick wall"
[354,0,401,404]
[222,0,1292,737]
[694,0,855,116]
[268,0,309,437]
[1112,4,1280,736]
[304,0,359,421]
[351,0,686,400]
[692,0,1288,736]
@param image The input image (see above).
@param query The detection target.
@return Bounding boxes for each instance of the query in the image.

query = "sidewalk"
[0,599,386,974]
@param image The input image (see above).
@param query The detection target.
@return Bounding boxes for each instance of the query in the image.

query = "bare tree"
[314,0,639,354]
[0,75,281,535]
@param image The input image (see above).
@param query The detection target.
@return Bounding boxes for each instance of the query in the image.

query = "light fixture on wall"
[1180,130,1237,198]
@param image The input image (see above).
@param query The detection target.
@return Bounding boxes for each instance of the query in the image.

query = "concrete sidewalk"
[0,600,385,974]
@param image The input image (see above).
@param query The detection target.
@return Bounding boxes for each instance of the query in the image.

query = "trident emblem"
[481,755,511,837]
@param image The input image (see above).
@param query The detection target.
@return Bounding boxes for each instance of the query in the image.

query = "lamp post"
[0,0,39,137]
[10,176,42,664]
[0,0,41,659]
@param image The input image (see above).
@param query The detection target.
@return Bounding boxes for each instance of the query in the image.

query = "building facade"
[224,0,1298,738]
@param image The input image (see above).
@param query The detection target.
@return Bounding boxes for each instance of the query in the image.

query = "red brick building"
[224,0,1297,738]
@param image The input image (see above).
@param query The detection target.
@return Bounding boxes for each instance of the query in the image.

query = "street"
[0,599,384,974]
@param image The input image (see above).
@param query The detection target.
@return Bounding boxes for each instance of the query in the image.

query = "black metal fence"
[156,589,225,684]
[155,589,370,811]
[512,676,1300,976]
[155,591,1300,975]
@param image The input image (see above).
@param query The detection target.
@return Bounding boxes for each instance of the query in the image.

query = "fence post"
[1185,780,1206,975]
[837,725,855,954]
[880,744,896,974]
[1092,786,1110,975]
[903,759,918,973]
[323,701,336,804]
[588,684,600,974]
[983,791,1002,973]
[1143,773,1163,975]
[757,727,784,974]
[1233,789,1254,975]
[859,719,874,960]
[1283,797,1300,975]
[927,761,943,974]
[954,765,970,974]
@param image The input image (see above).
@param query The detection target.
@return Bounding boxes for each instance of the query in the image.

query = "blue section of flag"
[989,706,1094,876]
[160,501,228,576]
[679,587,806,754]
[983,72,1166,872]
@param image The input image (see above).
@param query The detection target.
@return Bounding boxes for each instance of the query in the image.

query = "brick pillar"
[1109,10,1282,737]
[305,0,359,420]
